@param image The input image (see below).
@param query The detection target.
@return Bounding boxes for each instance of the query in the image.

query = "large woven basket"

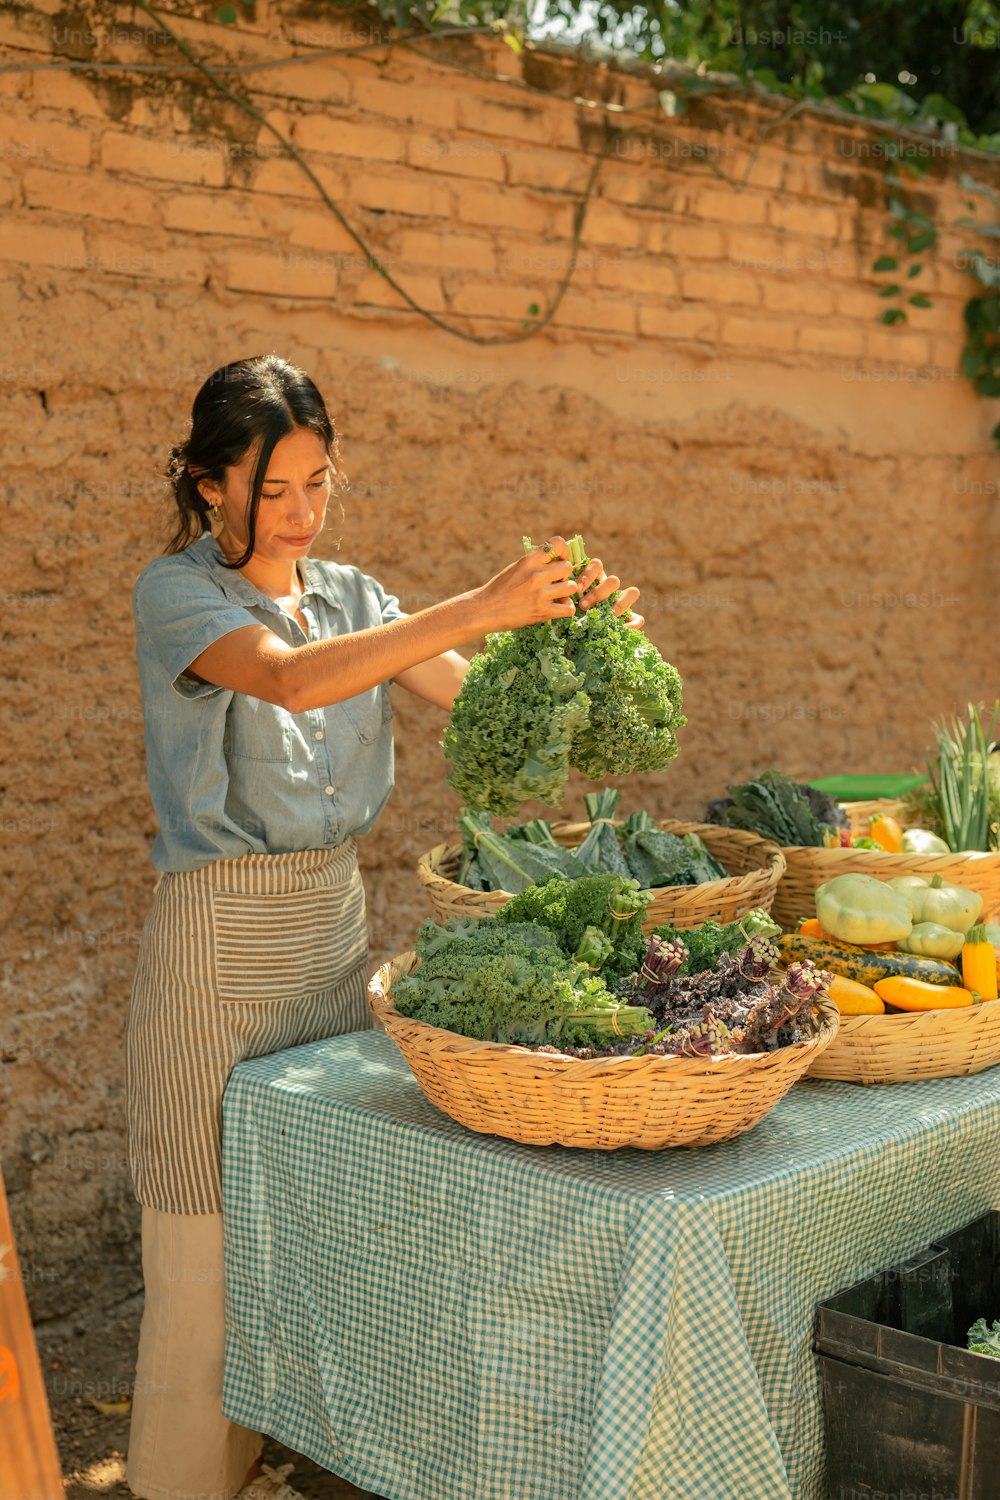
[369,953,839,1150]
[773,846,1000,931]
[807,1000,1000,1085]
[415,819,786,935]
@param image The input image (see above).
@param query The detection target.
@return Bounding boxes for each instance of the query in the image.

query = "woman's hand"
[575,555,644,630]
[474,538,644,634]
[473,537,581,633]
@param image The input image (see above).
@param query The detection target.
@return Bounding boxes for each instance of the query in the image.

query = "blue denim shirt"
[133,534,405,872]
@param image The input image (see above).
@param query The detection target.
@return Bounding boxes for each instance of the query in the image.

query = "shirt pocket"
[339,685,393,746]
[224,696,293,763]
[210,874,368,1004]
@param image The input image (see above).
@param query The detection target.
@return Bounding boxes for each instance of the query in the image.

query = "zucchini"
[776,933,961,987]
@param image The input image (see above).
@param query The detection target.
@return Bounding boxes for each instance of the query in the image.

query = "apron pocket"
[210,873,368,1003]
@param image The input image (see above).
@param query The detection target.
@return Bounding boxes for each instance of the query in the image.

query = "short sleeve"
[133,563,263,699]
[365,572,408,625]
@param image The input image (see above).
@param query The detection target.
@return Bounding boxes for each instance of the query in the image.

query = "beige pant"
[126,1205,264,1500]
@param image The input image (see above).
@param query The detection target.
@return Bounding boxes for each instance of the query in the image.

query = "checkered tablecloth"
[220,1030,1000,1500]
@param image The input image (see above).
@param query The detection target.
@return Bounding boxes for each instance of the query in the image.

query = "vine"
[872,143,936,327]
[8,0,1000,433]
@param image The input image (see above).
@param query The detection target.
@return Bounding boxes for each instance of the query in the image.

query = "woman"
[124,354,641,1500]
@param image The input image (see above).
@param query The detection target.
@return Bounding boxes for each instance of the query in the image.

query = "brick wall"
[2,0,999,1314]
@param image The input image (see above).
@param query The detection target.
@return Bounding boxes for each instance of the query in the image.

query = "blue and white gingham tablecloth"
[220,1029,1000,1500]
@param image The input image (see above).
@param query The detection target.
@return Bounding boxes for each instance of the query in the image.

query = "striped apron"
[124,841,370,1215]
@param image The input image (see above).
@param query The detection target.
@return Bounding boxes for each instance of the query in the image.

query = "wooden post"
[0,1167,63,1500]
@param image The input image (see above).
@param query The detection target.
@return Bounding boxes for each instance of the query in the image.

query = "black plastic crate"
[815,1212,1000,1500]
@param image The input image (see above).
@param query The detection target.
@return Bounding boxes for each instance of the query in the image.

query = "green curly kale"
[968,1318,1000,1359]
[392,915,654,1047]
[495,873,652,981]
[560,593,686,782]
[443,535,685,816]
[443,628,591,818]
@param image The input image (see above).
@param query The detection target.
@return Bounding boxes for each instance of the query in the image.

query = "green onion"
[927,701,999,853]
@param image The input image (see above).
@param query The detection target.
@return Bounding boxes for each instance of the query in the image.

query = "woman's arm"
[185,542,582,715]
[394,650,471,710]
[392,555,643,712]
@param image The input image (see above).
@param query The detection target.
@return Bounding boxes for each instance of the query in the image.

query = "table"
[220,1031,1000,1500]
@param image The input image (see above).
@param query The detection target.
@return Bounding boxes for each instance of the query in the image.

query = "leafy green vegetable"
[621,810,694,887]
[681,833,728,882]
[443,535,685,815]
[719,770,830,847]
[557,537,685,782]
[392,915,654,1047]
[495,872,652,980]
[444,629,591,817]
[575,787,631,878]
[457,809,588,893]
[968,1317,1000,1359]
[652,909,782,974]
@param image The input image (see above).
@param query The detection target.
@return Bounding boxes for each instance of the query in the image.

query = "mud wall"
[2,0,998,1314]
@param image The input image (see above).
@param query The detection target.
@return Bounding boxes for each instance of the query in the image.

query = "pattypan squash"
[900,828,951,856]
[887,873,983,934]
[896,922,966,961]
[815,873,913,945]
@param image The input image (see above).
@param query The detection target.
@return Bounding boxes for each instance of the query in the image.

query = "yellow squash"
[827,976,885,1015]
[873,977,975,1011]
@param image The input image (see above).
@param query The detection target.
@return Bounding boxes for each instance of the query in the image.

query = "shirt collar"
[194,533,343,613]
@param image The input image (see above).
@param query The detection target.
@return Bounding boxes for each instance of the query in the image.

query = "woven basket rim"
[369,951,839,1073]
[779,843,1000,860]
[835,997,1000,1033]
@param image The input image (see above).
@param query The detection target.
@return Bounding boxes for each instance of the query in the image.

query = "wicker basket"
[773,846,1000,931]
[839,798,909,839]
[415,820,786,935]
[807,1000,1000,1085]
[369,953,839,1150]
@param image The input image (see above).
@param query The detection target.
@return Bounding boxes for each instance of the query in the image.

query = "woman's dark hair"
[165,354,346,569]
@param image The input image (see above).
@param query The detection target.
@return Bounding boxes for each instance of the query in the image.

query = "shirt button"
[314,729,325,742]
[324,785,335,796]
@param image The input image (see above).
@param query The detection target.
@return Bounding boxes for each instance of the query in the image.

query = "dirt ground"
[36,1286,367,1500]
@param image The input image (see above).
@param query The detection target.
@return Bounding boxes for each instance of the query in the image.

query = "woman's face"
[201,426,333,564]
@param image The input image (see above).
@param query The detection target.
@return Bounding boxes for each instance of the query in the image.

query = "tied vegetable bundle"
[457,787,728,894]
[443,535,686,817]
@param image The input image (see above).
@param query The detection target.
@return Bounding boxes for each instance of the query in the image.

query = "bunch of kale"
[443,536,686,817]
[456,788,728,894]
[705,770,840,846]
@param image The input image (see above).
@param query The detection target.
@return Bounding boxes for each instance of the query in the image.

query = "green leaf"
[975,373,1000,397]
[989,418,1000,451]
[888,224,909,240]
[907,229,937,253]
[907,263,923,277]
[888,198,911,219]
[908,293,933,308]
[528,303,540,316]
[962,346,985,379]
[872,255,899,272]
[857,81,909,110]
[216,2,237,20]
[878,284,902,297]
[881,308,907,325]
[918,92,968,126]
